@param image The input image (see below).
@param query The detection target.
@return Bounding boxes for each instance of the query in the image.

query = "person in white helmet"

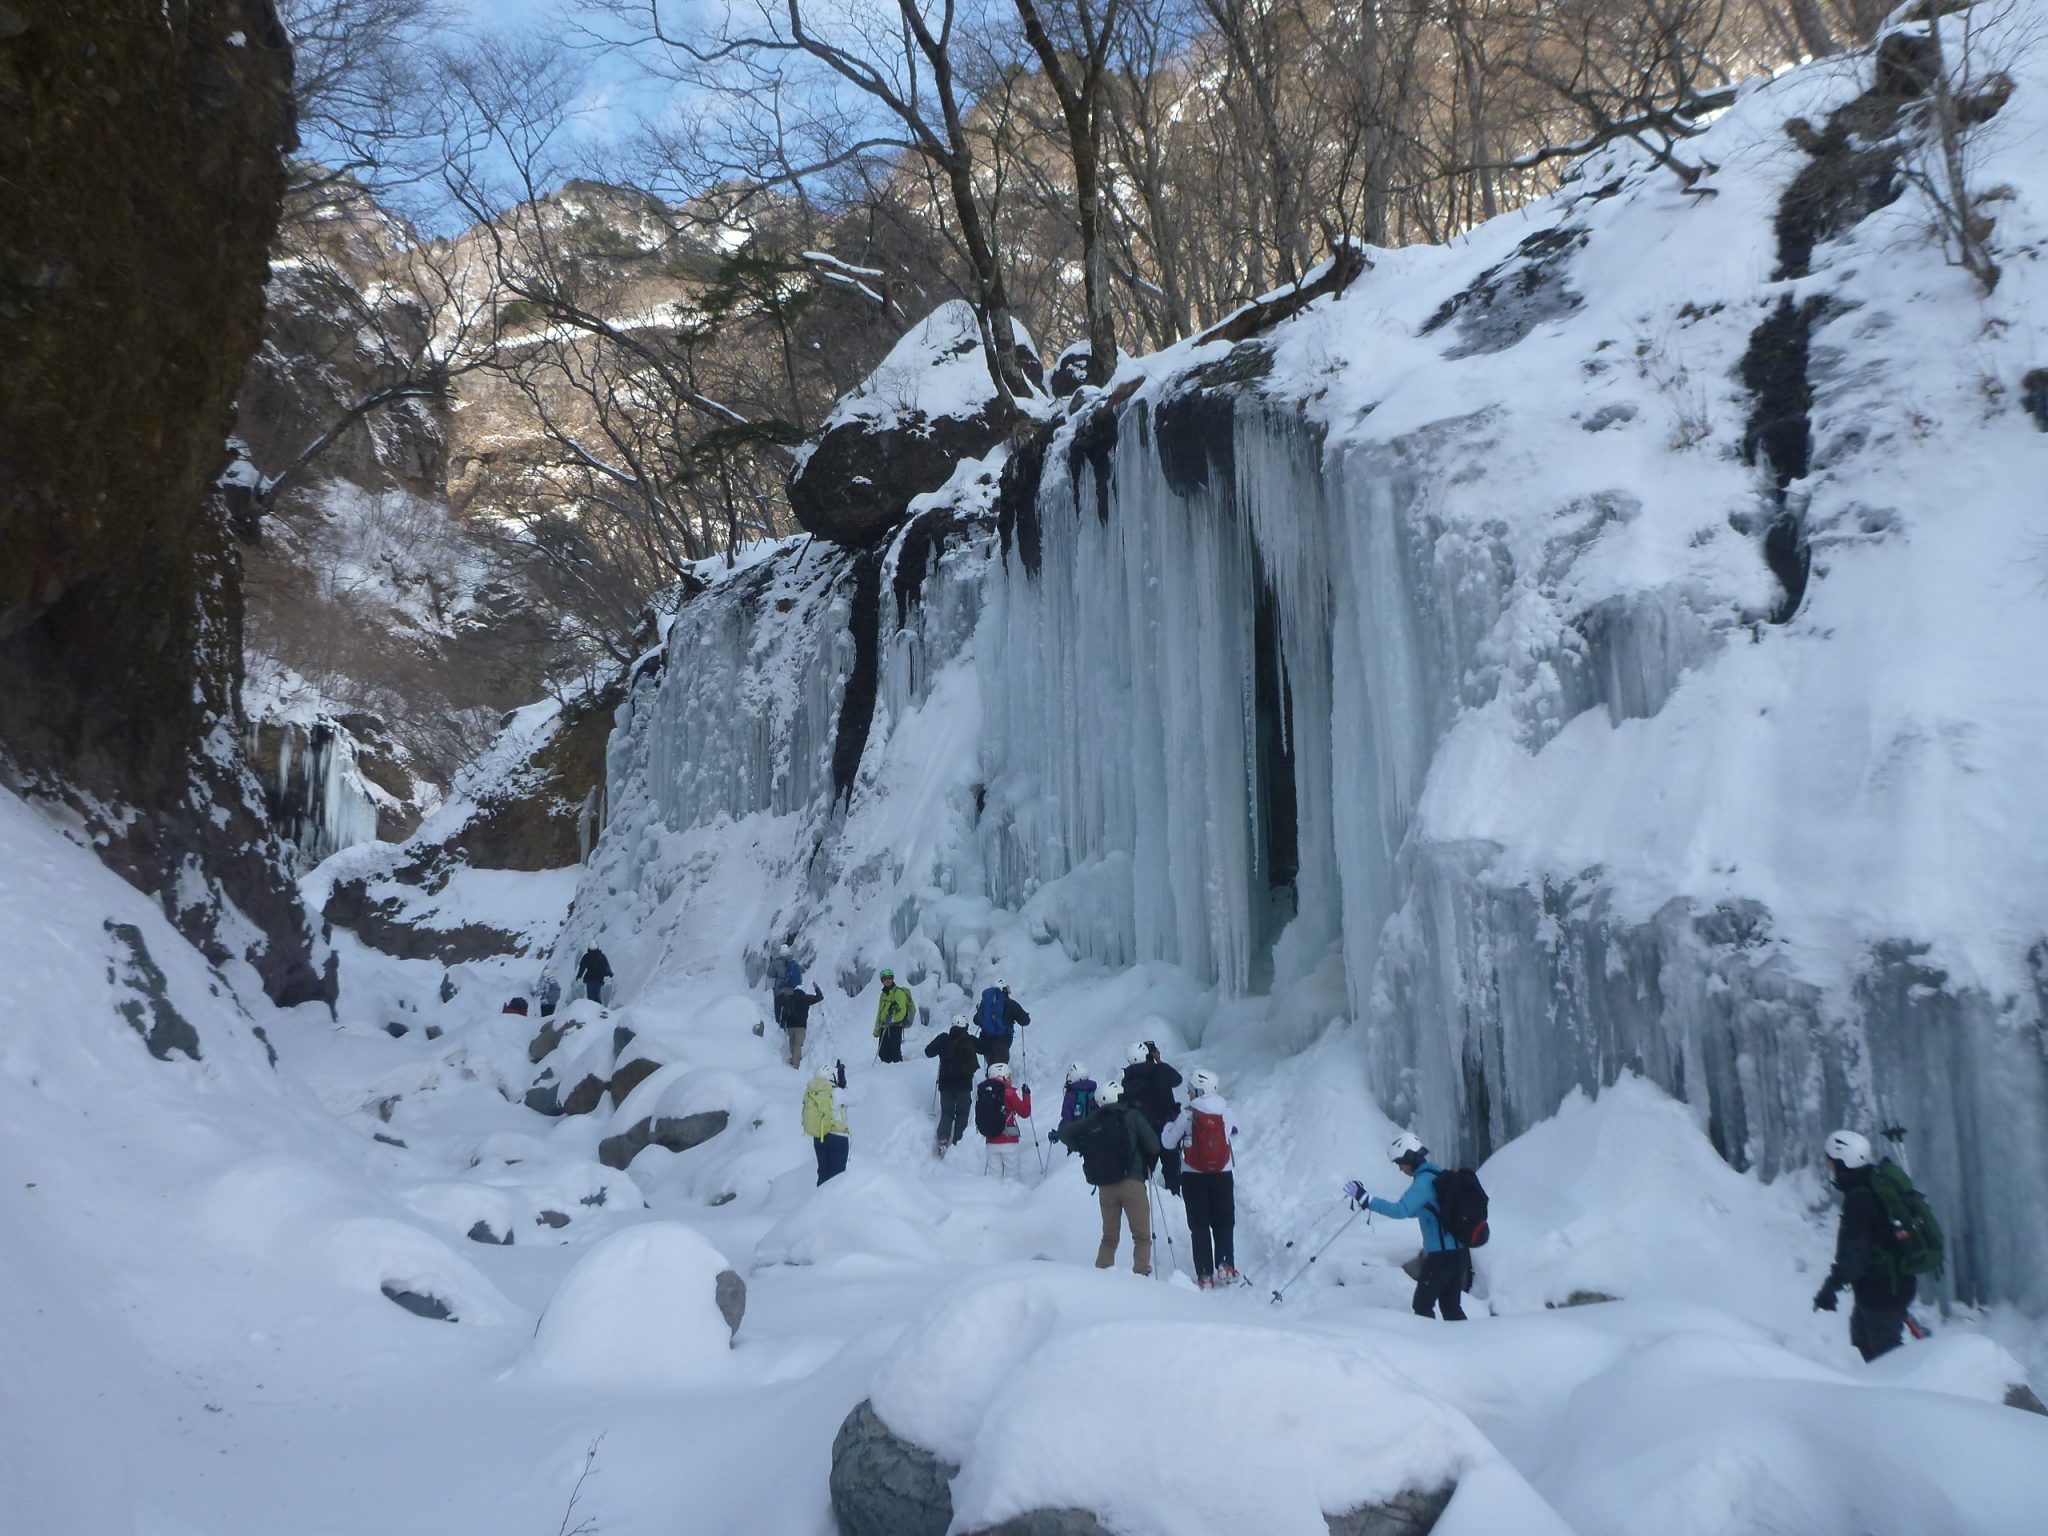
[1161,1067,1240,1288]
[1121,1039,1185,1194]
[1343,1131,1468,1320]
[1813,1129,1920,1361]
[1058,1061,1099,1139]
[974,1061,1033,1180]
[1050,1078,1161,1274]
[923,1013,982,1153]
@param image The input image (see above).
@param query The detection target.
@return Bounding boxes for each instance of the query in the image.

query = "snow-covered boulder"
[789,301,1039,546]
[525,1223,744,1387]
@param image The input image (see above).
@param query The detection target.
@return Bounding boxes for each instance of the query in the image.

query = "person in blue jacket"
[1344,1131,1468,1320]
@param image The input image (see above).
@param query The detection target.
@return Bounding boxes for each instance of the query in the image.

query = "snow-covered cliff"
[572,11,2048,1306]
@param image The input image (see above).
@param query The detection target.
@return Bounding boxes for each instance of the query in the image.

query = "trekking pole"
[1149,1172,1181,1279]
[1240,1194,1348,1289]
[1268,1207,1365,1305]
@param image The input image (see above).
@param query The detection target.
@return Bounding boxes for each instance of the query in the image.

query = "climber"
[802,1061,850,1185]
[973,977,1032,1066]
[872,968,914,1063]
[574,945,613,1004]
[974,1061,1032,1181]
[536,974,562,1018]
[923,1013,982,1153]
[1057,1061,1098,1142]
[770,941,804,990]
[1049,1078,1160,1274]
[1343,1132,1468,1320]
[774,978,826,1069]
[1812,1129,1932,1361]
[1121,1040,1185,1195]
[1161,1067,1239,1288]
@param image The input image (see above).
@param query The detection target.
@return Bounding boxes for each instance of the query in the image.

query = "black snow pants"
[1413,1248,1470,1320]
[937,1088,971,1146]
[1181,1170,1236,1278]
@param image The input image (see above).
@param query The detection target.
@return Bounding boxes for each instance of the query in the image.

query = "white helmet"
[1127,1040,1152,1065]
[952,1013,971,1030]
[994,977,1009,991]
[1389,1131,1426,1164]
[1066,1061,1087,1084]
[1098,1078,1124,1106]
[1189,1067,1220,1096]
[1824,1129,1873,1169]
[988,1062,1012,1081]
[811,1065,833,1083]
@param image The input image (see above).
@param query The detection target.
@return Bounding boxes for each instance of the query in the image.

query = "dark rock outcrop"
[2006,1383,2047,1415]
[380,1283,455,1321]
[0,0,328,1007]
[105,921,202,1063]
[466,1220,512,1246]
[714,1268,746,1339]
[1326,1485,1455,1536]
[597,1110,730,1170]
[828,1399,957,1536]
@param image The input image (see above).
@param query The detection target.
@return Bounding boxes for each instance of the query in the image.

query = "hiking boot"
[1197,1276,1214,1291]
[1216,1266,1240,1284]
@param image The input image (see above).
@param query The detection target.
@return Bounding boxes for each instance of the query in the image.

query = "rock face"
[714,1268,746,1339]
[789,302,1036,547]
[827,1399,957,1536]
[0,0,328,1006]
[1325,1486,1456,1536]
[597,1110,730,1170]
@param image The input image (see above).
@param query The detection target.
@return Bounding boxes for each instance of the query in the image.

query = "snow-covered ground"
[4,777,2045,1535]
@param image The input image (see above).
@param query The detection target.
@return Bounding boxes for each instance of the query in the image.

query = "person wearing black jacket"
[1812,1129,1917,1361]
[574,946,613,1004]
[774,981,825,1068]
[1121,1039,1185,1195]
[924,1015,982,1153]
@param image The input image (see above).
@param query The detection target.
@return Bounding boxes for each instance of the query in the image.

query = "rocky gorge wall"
[0,0,329,1004]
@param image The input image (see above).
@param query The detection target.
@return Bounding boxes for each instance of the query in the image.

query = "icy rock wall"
[252,720,385,867]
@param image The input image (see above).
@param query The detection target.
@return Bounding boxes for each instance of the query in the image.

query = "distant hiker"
[774,980,826,1069]
[536,974,562,1018]
[1050,1078,1161,1274]
[924,1013,982,1153]
[975,1062,1032,1180]
[1812,1129,1940,1361]
[803,1062,850,1185]
[1162,1067,1238,1288]
[1058,1062,1098,1140]
[1344,1132,1476,1321]
[1122,1040,1185,1195]
[575,946,613,1004]
[873,968,914,1063]
[502,996,530,1016]
[770,942,803,990]
[973,977,1031,1065]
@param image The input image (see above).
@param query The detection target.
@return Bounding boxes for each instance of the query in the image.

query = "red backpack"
[1183,1108,1231,1174]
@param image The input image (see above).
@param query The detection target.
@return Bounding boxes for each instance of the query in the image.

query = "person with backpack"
[1342,1131,1477,1320]
[802,1062,850,1186]
[872,968,914,1063]
[975,1062,1032,1180]
[1161,1067,1239,1288]
[536,974,562,1018]
[574,946,613,1004]
[770,942,803,991]
[1812,1129,1937,1361]
[973,978,1031,1065]
[1058,1062,1098,1142]
[1121,1040,1185,1195]
[924,1014,982,1154]
[1050,1078,1162,1274]
[774,979,826,1068]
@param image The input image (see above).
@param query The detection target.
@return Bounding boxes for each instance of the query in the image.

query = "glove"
[1812,1287,1838,1313]
[1343,1180,1368,1208]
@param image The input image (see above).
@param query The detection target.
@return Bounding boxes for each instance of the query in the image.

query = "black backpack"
[974,1079,1011,1138]
[1430,1167,1490,1248]
[940,1031,980,1081]
[1073,1108,1134,1187]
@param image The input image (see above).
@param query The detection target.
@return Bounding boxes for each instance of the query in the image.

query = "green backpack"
[1870,1159,1946,1280]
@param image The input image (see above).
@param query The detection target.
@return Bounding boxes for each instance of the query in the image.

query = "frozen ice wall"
[587,10,2048,1306]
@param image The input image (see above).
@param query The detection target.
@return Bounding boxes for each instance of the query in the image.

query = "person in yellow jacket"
[802,1063,849,1184]
[872,967,914,1063]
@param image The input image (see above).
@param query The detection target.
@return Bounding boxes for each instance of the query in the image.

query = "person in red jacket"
[975,1062,1033,1181]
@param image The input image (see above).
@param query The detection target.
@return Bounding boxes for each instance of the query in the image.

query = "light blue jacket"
[1368,1162,1455,1252]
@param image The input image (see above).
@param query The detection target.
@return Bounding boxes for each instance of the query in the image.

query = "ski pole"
[1269,1207,1365,1305]
[1149,1172,1181,1278]
[1241,1193,1347,1288]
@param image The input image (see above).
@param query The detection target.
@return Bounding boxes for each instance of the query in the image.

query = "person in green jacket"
[872,968,914,1063]
[802,1063,849,1184]
[1049,1079,1161,1275]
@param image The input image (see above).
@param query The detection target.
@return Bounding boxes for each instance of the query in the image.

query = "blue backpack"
[776,955,803,989]
[976,986,1010,1037]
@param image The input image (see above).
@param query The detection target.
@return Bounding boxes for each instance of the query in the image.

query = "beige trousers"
[1096,1179,1153,1275]
[785,1026,805,1067]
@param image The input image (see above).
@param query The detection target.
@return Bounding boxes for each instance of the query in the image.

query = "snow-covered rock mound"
[571,5,2048,1305]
